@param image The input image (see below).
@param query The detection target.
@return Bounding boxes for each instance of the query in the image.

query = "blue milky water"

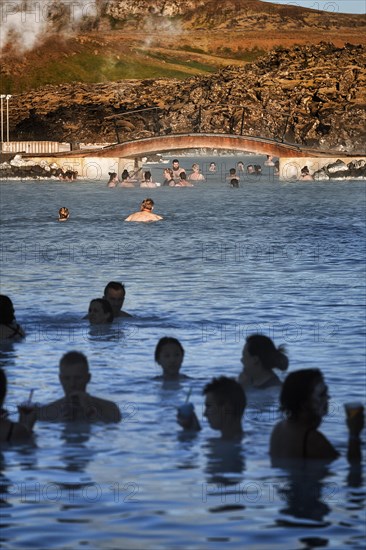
[0,155,365,549]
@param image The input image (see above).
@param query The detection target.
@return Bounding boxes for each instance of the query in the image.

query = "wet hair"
[0,295,15,325]
[121,169,129,180]
[0,368,7,407]
[280,369,324,418]
[144,171,152,181]
[89,298,114,322]
[245,334,288,372]
[301,166,310,174]
[172,159,179,164]
[58,207,69,219]
[60,351,89,370]
[179,172,187,180]
[229,168,236,175]
[230,178,239,188]
[108,172,118,181]
[155,337,185,363]
[203,376,246,419]
[141,198,154,211]
[104,282,125,298]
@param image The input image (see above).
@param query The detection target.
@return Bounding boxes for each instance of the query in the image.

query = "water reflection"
[56,423,92,473]
[274,461,364,528]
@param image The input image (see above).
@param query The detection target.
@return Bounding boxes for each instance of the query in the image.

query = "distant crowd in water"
[106,156,281,188]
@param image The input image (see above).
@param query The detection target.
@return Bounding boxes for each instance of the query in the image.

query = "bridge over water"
[76,133,326,159]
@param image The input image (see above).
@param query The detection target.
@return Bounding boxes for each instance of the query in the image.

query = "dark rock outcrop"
[10,42,366,154]
[313,159,366,180]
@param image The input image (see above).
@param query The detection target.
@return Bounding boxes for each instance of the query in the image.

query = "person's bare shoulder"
[89,395,122,423]
[125,212,138,222]
[306,430,339,460]
[117,310,133,318]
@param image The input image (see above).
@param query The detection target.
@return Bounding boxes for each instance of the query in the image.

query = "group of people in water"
[107,159,205,188]
[106,156,280,188]
[0,290,363,465]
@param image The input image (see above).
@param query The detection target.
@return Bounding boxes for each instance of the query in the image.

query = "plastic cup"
[344,402,364,419]
[177,402,194,418]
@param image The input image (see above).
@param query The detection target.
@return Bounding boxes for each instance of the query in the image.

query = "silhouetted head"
[88,298,114,324]
[203,376,246,430]
[103,282,126,316]
[0,295,15,325]
[155,337,185,378]
[59,351,91,396]
[280,368,328,421]
[243,334,288,372]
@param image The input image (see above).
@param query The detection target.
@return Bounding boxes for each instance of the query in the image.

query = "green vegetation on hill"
[2,52,218,94]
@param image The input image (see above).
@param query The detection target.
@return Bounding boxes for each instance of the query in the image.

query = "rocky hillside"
[106,0,365,29]
[1,0,365,92]
[11,42,366,153]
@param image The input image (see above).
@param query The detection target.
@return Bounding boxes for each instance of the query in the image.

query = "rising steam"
[0,0,105,51]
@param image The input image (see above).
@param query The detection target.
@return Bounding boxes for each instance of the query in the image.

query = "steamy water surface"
[1,155,365,549]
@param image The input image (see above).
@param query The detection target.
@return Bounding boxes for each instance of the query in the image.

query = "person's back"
[120,170,135,188]
[125,198,163,223]
[140,170,158,188]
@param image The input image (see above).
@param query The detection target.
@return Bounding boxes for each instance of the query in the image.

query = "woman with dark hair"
[0,368,36,443]
[0,295,25,341]
[120,169,135,188]
[88,298,114,325]
[154,337,189,380]
[270,369,363,462]
[238,334,288,389]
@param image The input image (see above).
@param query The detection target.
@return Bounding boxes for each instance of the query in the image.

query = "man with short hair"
[103,281,132,318]
[177,376,246,440]
[36,351,122,423]
[171,159,185,182]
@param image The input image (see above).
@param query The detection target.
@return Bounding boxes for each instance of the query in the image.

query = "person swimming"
[0,368,36,443]
[107,172,119,187]
[0,295,25,341]
[87,298,114,325]
[125,198,163,223]
[270,368,363,463]
[154,337,190,380]
[58,207,69,222]
[238,334,288,389]
[36,351,122,423]
[177,376,247,440]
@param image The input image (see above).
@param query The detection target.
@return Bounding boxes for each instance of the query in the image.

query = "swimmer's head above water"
[58,207,69,221]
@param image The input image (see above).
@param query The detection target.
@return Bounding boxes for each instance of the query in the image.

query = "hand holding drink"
[177,388,201,431]
[344,402,364,437]
[17,389,37,431]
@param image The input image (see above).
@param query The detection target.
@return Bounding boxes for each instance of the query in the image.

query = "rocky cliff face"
[106,0,365,29]
[11,42,366,154]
